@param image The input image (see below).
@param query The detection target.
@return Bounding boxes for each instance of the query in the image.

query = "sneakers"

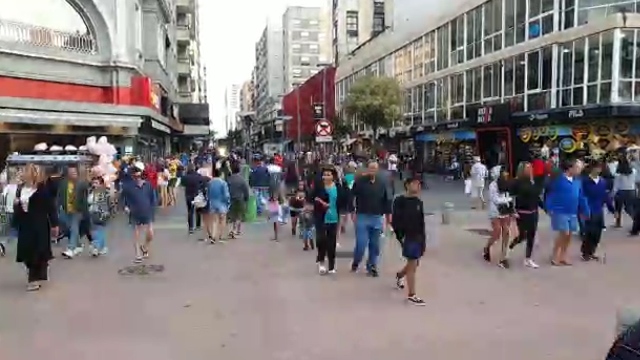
[327,269,336,274]
[407,295,426,306]
[498,259,510,269]
[91,247,109,257]
[395,274,406,289]
[367,267,379,277]
[524,258,539,269]
[483,247,491,262]
[62,247,83,259]
[317,263,327,275]
[0,242,5,257]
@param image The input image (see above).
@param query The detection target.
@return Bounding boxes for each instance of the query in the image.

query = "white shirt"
[470,162,488,187]
[2,183,17,213]
[267,164,282,174]
[18,186,36,212]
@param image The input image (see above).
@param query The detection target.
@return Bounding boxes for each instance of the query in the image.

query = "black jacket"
[307,181,348,225]
[181,170,205,199]
[352,175,392,215]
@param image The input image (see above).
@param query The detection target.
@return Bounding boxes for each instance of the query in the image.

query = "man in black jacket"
[181,165,205,234]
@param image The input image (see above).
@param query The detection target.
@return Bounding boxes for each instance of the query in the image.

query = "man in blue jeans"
[351,161,392,277]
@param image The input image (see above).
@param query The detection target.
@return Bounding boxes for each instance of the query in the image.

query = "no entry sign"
[315,120,333,143]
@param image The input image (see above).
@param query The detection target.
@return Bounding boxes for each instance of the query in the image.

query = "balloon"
[34,143,48,151]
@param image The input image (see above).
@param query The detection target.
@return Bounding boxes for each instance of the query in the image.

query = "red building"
[282,66,336,141]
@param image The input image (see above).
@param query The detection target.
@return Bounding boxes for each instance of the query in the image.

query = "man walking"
[59,167,89,259]
[351,161,392,277]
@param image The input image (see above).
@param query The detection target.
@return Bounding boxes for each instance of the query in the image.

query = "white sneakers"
[317,263,327,275]
[62,246,84,259]
[91,247,108,257]
[524,258,539,269]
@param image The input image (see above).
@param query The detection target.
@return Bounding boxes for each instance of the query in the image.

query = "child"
[392,176,426,306]
[266,193,282,241]
[289,181,306,236]
[299,204,315,251]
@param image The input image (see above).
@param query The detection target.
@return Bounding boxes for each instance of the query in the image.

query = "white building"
[224,84,241,133]
[332,0,395,66]
[254,17,285,124]
[176,0,207,103]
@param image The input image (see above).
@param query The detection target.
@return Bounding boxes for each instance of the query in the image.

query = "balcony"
[176,25,191,42]
[176,0,193,10]
[177,57,191,74]
[0,19,96,54]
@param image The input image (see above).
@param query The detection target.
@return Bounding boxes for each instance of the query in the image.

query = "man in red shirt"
[143,162,159,204]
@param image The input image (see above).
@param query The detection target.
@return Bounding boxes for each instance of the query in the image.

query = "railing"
[0,19,96,54]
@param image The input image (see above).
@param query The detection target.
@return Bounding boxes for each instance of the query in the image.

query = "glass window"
[451,73,464,104]
[587,35,600,83]
[515,54,525,94]
[529,0,542,18]
[504,58,514,96]
[542,47,553,90]
[425,82,436,110]
[601,30,613,81]
[465,69,474,102]
[560,42,573,87]
[620,30,635,80]
[574,38,585,85]
[473,68,482,101]
[527,50,540,90]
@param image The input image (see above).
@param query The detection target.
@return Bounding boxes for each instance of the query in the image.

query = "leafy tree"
[330,114,351,140]
[344,76,402,144]
[226,129,243,147]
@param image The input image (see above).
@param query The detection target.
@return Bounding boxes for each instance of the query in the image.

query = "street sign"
[315,120,333,142]
[313,103,324,119]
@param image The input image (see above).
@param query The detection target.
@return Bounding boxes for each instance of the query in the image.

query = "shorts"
[228,199,246,222]
[290,208,303,218]
[301,228,314,241]
[208,202,229,215]
[550,213,578,233]
[168,178,178,187]
[402,240,425,260]
[131,215,153,226]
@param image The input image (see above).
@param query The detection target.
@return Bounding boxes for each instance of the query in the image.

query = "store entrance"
[476,127,512,174]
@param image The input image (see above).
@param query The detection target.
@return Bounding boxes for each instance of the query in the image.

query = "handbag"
[192,192,207,209]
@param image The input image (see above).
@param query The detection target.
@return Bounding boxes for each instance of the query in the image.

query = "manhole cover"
[466,228,492,236]
[118,264,165,276]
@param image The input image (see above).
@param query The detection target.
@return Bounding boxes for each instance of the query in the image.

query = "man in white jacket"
[470,156,488,209]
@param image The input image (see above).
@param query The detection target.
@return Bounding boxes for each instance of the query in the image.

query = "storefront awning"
[0,109,143,128]
[182,125,210,135]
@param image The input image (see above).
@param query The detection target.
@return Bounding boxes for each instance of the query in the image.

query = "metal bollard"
[441,202,454,225]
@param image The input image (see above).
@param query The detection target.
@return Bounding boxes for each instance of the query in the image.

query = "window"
[346,11,358,36]
[309,19,318,25]
[135,2,142,52]
[292,43,301,53]
[466,6,482,60]
[373,15,385,34]
[301,31,309,37]
[424,31,436,75]
[436,24,449,71]
[483,0,502,55]
[157,25,167,67]
[292,19,301,25]
[450,16,464,66]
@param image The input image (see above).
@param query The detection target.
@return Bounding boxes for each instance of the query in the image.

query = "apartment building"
[254,17,285,123]
[176,0,206,103]
[0,0,194,159]
[224,84,241,133]
[332,0,395,65]
[282,6,332,92]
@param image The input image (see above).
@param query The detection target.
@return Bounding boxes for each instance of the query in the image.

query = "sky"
[199,0,327,136]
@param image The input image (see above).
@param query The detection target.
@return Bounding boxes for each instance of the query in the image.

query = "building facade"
[224,84,241,133]
[175,0,206,104]
[331,0,394,65]
[0,0,197,160]
[254,17,284,124]
[282,66,336,144]
[282,6,332,92]
[336,0,640,171]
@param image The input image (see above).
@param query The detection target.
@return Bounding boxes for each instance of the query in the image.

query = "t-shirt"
[66,181,76,213]
[169,162,178,179]
[324,185,339,224]
[344,173,355,189]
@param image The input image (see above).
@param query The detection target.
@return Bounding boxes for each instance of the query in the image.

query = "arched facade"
[0,0,112,62]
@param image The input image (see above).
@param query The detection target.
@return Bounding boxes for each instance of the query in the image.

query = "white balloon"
[64,145,77,151]
[49,145,63,152]
[34,143,48,151]
[97,136,108,144]
[79,145,87,151]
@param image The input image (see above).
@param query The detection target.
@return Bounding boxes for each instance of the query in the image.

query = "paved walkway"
[0,186,638,359]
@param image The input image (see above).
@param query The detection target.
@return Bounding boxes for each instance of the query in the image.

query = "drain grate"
[118,264,165,276]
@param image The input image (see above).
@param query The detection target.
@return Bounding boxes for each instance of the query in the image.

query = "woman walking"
[612,156,636,229]
[14,164,59,291]
[581,161,614,261]
[206,168,230,243]
[88,176,111,257]
[482,166,515,268]
[507,162,543,268]
[309,167,347,275]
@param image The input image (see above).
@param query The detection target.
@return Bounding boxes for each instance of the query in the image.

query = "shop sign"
[568,109,584,118]
[150,83,162,110]
[528,113,549,121]
[571,123,591,141]
[477,106,493,124]
[519,126,559,143]
[436,132,455,143]
[559,137,578,153]
[446,122,459,129]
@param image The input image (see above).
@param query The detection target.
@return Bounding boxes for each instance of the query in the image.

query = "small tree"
[330,114,351,141]
[344,76,402,146]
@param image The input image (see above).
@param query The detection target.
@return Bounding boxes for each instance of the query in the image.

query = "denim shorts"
[550,213,578,233]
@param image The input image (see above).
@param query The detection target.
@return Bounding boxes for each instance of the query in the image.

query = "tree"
[226,129,243,148]
[330,114,351,141]
[344,76,402,145]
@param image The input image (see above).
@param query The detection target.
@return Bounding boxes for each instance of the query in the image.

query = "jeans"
[615,190,636,218]
[185,198,201,230]
[353,214,384,269]
[581,213,604,257]
[60,211,82,251]
[316,222,338,270]
[252,187,269,215]
[91,225,107,251]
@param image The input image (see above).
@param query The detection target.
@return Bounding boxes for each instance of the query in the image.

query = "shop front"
[137,118,172,161]
[414,121,476,174]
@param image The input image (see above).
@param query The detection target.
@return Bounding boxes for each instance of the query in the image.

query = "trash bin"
[245,194,257,223]
[441,202,454,225]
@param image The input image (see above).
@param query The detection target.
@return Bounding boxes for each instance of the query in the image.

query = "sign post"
[315,120,333,143]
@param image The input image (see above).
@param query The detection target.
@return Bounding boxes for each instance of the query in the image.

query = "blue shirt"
[344,173,355,189]
[545,175,590,217]
[324,185,339,224]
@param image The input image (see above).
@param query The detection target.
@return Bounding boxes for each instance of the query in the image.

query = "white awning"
[0,109,143,128]
[183,125,210,135]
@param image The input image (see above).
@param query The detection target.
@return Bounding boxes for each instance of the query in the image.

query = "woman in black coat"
[307,166,348,274]
[14,164,59,291]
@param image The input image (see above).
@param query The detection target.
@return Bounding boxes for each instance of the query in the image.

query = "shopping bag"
[464,179,472,195]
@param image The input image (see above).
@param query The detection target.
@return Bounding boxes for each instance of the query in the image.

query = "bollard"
[441,202,454,225]
[616,307,640,336]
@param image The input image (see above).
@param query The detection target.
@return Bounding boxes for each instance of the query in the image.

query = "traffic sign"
[315,120,333,143]
[313,103,324,119]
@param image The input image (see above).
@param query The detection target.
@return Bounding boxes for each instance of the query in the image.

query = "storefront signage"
[568,109,584,118]
[571,123,591,140]
[477,106,493,124]
[528,113,549,121]
[150,83,162,110]
[152,120,171,134]
[559,137,578,153]
[519,126,559,143]
[446,122,459,129]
